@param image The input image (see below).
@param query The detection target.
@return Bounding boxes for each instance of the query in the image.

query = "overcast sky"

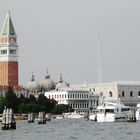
[0,0,140,85]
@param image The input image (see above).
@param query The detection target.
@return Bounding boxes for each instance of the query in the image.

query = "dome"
[55,74,69,90]
[42,71,55,91]
[25,74,40,91]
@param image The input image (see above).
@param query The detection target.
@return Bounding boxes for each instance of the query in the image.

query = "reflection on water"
[0,119,140,140]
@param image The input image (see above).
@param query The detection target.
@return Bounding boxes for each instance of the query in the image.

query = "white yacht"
[136,104,140,121]
[96,102,130,122]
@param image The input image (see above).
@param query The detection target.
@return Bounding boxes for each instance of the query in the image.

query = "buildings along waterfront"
[0,11,140,113]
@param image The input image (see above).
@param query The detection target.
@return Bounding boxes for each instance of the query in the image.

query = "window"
[109,91,112,97]
[1,50,7,54]
[130,91,133,97]
[138,91,140,97]
[121,108,130,111]
[78,94,79,98]
[105,109,114,113]
[122,91,125,97]
[10,49,16,54]
[97,100,98,106]
[84,94,86,98]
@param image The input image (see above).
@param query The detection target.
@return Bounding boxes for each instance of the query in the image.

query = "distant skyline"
[0,0,140,85]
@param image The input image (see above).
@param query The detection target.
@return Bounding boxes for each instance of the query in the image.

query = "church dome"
[42,71,55,91]
[25,74,40,91]
[55,74,69,90]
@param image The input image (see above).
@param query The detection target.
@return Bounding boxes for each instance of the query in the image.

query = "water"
[0,119,140,140]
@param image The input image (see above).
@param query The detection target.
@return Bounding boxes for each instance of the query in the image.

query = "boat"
[45,113,51,121]
[27,113,34,123]
[64,112,83,119]
[89,113,97,121]
[38,112,46,124]
[15,114,27,120]
[1,108,16,130]
[96,102,130,122]
[55,115,64,119]
[136,104,140,121]
[0,114,2,122]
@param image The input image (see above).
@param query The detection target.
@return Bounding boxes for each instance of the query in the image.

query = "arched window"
[109,91,112,97]
[130,91,133,97]
[122,91,125,97]
[138,91,140,97]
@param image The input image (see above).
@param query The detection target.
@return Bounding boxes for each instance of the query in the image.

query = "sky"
[0,0,140,85]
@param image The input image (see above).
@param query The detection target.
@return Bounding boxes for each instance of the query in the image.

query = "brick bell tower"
[0,10,18,87]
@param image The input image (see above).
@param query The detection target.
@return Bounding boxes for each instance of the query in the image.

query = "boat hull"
[97,114,127,122]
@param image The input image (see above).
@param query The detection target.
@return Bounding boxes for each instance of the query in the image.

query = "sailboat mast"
[97,34,102,84]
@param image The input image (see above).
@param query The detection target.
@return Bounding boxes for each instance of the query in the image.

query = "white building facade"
[87,82,140,106]
[45,88,92,113]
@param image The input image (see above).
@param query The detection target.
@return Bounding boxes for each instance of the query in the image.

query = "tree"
[18,103,45,113]
[51,104,74,114]
[37,94,57,112]
[5,87,20,112]
[0,97,6,113]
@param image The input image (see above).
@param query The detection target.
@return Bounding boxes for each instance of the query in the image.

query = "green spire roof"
[1,10,16,36]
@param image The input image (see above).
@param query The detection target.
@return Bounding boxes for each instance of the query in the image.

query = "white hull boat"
[64,113,83,119]
[96,102,130,122]
[89,113,97,121]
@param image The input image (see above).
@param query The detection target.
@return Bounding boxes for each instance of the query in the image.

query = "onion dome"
[55,74,69,90]
[25,73,40,92]
[42,70,55,91]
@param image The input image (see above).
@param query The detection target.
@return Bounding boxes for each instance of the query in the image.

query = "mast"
[97,33,102,84]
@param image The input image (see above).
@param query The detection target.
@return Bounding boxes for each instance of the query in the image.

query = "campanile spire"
[0,10,18,87]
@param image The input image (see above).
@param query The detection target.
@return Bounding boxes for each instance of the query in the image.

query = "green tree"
[0,97,6,113]
[37,94,57,112]
[51,104,74,114]
[18,103,45,113]
[5,87,20,112]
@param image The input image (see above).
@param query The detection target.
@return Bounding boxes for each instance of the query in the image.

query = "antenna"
[97,33,102,83]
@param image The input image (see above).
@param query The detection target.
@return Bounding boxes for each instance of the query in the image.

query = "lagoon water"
[0,119,140,140]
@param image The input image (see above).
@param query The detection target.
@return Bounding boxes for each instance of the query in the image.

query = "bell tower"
[0,10,18,87]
